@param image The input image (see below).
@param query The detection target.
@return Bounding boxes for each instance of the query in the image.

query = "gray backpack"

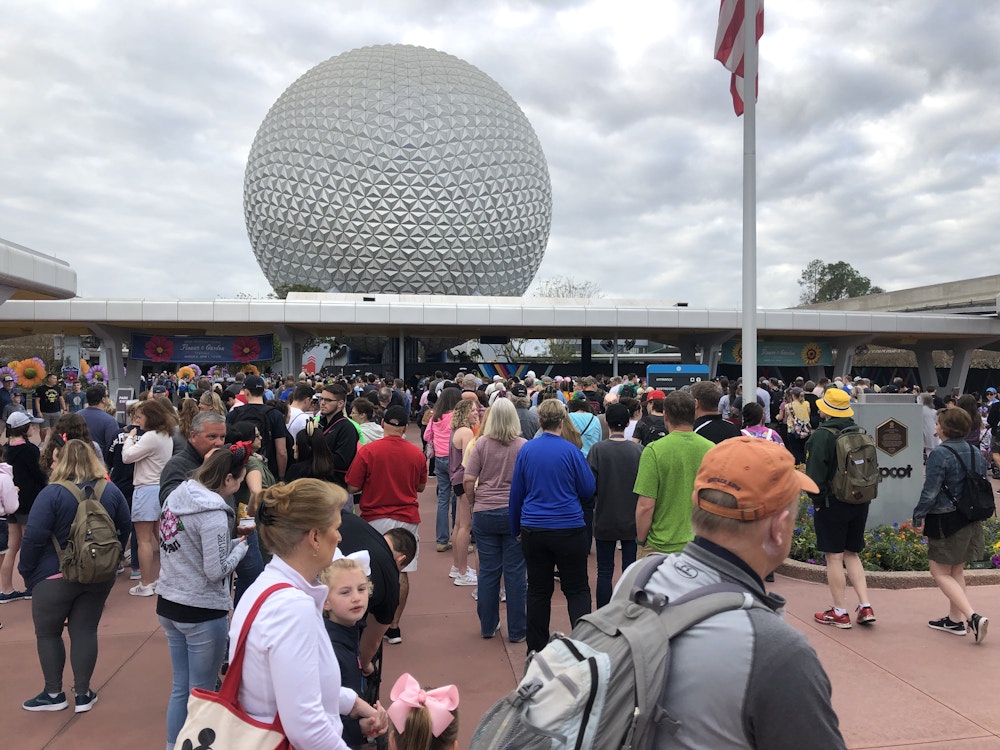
[470,554,772,750]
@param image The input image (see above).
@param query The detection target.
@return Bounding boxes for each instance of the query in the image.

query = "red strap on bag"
[219,583,293,704]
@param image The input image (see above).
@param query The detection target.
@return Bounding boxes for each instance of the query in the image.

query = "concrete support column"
[832,336,873,380]
[275,325,307,377]
[88,324,132,394]
[677,336,699,364]
[944,344,978,395]
[695,331,738,378]
[56,335,83,374]
[914,347,940,389]
[399,330,405,381]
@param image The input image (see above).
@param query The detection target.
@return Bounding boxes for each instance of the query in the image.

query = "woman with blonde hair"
[198,390,226,417]
[448,399,479,586]
[229,479,387,748]
[19,440,129,712]
[463,397,527,641]
[123,397,178,596]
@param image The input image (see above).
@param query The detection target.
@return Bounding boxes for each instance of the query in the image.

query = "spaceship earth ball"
[244,44,552,297]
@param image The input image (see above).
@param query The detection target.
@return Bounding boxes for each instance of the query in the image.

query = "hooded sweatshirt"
[156,479,247,616]
[0,462,18,516]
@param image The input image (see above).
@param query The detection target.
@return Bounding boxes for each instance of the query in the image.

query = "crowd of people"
[0,363,994,748]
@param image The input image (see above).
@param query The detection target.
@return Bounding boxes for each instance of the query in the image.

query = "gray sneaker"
[23,691,68,712]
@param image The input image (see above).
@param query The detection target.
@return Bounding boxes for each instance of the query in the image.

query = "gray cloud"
[1,0,998,310]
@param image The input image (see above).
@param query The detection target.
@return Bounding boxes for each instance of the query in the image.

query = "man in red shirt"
[345,405,427,644]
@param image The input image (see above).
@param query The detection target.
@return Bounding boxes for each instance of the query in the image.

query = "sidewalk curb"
[778,558,1000,589]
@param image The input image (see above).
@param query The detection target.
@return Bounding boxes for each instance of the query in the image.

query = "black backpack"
[942,444,996,522]
[636,416,667,446]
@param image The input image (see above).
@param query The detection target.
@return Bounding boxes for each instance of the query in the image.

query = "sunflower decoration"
[241,364,260,376]
[79,358,91,375]
[15,357,47,388]
[731,343,743,365]
[208,365,229,381]
[176,365,196,381]
[801,343,823,366]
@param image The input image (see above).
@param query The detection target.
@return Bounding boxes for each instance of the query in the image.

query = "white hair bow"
[333,547,371,576]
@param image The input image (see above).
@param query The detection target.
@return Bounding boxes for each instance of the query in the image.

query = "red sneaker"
[814,608,852,629]
[856,605,876,625]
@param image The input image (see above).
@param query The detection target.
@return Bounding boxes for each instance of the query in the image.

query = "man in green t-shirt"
[634,390,714,557]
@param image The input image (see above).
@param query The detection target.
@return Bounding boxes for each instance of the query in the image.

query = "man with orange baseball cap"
[637,437,845,749]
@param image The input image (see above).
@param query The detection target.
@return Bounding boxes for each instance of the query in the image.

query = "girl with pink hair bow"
[387,673,459,750]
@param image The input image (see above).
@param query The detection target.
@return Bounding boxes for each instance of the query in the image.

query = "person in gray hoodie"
[156,444,251,750]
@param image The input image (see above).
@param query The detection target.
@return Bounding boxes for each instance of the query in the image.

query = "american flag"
[715,0,764,116]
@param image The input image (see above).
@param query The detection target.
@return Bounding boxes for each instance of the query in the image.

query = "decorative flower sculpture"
[188,364,202,379]
[0,365,18,385]
[232,336,261,363]
[176,365,196,381]
[241,364,260,376]
[145,336,175,363]
[85,364,109,384]
[15,358,47,388]
[79,358,91,375]
[208,365,229,380]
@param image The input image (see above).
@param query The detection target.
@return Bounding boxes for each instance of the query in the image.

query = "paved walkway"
[3,475,999,748]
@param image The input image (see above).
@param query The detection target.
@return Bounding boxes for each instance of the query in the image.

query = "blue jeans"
[159,614,229,749]
[434,454,456,545]
[595,539,637,609]
[473,509,527,641]
[234,531,264,608]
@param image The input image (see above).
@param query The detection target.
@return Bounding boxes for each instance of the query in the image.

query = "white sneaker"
[128,582,156,597]
[454,570,478,586]
[448,565,460,578]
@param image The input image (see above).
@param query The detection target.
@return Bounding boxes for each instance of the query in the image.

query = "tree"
[798,260,884,305]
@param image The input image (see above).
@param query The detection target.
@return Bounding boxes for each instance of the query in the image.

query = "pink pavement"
[3,441,999,748]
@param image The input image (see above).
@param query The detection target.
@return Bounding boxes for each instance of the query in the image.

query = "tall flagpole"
[740,0,758,401]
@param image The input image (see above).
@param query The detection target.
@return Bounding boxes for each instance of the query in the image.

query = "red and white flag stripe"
[714,0,764,116]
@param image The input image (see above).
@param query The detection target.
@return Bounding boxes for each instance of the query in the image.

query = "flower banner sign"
[721,341,833,367]
[130,334,273,364]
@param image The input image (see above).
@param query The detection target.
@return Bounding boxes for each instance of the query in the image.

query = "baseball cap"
[987,387,997,395]
[694,437,818,521]
[243,375,266,395]
[646,389,667,401]
[382,405,408,427]
[6,412,43,428]
[152,385,167,394]
[1,375,12,382]
[511,384,528,397]
[817,388,854,418]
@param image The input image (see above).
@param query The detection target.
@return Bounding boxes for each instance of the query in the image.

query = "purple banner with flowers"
[129,334,273,364]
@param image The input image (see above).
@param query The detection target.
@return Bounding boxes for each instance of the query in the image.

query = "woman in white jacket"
[158,444,250,750]
[122,398,177,596]
[230,478,387,749]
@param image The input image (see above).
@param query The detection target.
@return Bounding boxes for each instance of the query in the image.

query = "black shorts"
[814,498,869,554]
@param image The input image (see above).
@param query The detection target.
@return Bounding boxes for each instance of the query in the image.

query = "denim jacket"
[912,437,986,524]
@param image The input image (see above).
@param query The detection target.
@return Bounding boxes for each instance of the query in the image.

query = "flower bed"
[789,497,1000,573]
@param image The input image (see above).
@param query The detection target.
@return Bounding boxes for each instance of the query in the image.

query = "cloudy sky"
[2,0,998,309]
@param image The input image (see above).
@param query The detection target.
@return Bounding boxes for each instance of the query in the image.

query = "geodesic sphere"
[244,44,551,296]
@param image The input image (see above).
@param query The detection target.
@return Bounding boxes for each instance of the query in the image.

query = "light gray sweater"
[157,479,247,611]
